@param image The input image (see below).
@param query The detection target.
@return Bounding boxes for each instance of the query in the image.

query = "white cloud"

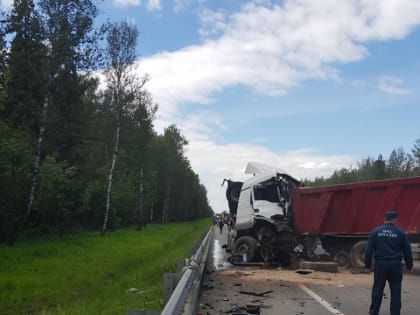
[173,0,192,12]
[377,76,411,95]
[147,0,162,11]
[114,0,141,8]
[113,0,161,10]
[198,8,228,38]
[181,111,226,141]
[138,0,420,117]
[298,161,330,169]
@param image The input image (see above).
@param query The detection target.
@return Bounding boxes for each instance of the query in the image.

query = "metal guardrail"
[127,227,213,315]
[161,227,213,315]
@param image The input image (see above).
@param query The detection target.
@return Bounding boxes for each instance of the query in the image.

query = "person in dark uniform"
[364,210,413,315]
[218,217,224,234]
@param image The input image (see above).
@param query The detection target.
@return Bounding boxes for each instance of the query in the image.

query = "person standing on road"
[364,210,413,315]
[218,217,224,234]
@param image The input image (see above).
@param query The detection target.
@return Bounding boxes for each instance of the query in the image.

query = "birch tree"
[22,0,98,225]
[3,0,49,227]
[101,21,139,237]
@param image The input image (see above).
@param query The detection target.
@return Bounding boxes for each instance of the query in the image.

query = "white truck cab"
[223,162,300,264]
[235,172,287,230]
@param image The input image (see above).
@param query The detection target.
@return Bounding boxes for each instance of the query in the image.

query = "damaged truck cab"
[223,162,300,265]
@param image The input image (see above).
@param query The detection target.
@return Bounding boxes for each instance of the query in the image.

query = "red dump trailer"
[293,176,420,236]
[292,176,420,268]
[224,162,420,268]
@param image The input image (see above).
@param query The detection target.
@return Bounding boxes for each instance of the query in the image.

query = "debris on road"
[239,290,273,297]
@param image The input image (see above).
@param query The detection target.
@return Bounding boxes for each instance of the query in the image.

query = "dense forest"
[305,138,420,186]
[0,0,212,245]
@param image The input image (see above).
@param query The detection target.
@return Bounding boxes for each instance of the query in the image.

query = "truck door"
[251,183,285,220]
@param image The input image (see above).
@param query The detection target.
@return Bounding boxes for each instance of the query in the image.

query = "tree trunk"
[150,203,154,223]
[137,165,144,229]
[26,94,49,223]
[101,119,120,237]
[162,182,170,224]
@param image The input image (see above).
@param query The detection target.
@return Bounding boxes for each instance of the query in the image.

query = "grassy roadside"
[0,218,211,315]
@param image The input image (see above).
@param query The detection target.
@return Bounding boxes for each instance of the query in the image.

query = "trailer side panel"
[292,176,420,236]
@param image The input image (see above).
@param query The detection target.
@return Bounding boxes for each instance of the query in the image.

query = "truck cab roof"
[243,162,301,188]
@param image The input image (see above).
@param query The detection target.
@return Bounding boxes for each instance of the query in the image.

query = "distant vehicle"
[223,162,420,268]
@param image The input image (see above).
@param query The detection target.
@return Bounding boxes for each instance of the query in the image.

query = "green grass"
[0,218,211,315]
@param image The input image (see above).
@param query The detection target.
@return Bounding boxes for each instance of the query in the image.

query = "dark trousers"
[369,261,403,315]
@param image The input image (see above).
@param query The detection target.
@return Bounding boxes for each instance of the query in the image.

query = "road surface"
[197,226,420,315]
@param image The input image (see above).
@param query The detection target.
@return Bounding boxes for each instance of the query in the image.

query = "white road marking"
[298,283,345,315]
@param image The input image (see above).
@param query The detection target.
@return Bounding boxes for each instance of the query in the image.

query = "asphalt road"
[197,226,420,315]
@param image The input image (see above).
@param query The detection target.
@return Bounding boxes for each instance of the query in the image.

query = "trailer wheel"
[234,236,257,262]
[350,241,367,269]
[333,250,351,269]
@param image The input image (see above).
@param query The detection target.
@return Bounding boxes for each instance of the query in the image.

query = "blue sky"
[2,0,420,212]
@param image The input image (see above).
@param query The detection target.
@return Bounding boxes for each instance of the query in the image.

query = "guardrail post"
[163,273,178,304]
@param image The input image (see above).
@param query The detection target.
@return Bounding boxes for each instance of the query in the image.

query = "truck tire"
[234,236,257,262]
[333,250,350,269]
[350,241,367,269]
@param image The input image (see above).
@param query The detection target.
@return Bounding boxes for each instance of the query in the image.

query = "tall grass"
[0,218,211,315]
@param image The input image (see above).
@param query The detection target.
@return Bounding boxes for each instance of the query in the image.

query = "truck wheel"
[333,250,350,269]
[350,241,367,269]
[234,236,257,262]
